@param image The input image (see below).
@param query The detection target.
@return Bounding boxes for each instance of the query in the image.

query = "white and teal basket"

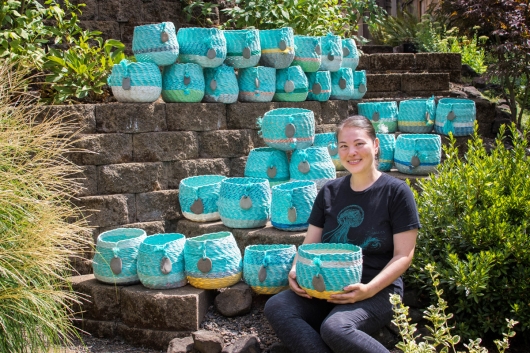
[376,133,396,172]
[132,22,179,66]
[238,66,276,102]
[273,66,309,102]
[223,29,261,68]
[177,27,226,68]
[313,132,343,170]
[92,228,147,285]
[108,60,162,103]
[218,177,271,229]
[434,98,476,136]
[259,27,295,69]
[137,233,187,289]
[330,67,354,100]
[352,70,367,100]
[306,71,331,102]
[289,147,336,190]
[271,180,317,231]
[179,175,227,222]
[341,38,359,70]
[394,134,441,175]
[203,64,239,103]
[161,63,204,103]
[245,147,290,186]
[398,97,436,133]
[319,33,343,72]
[292,35,321,72]
[358,101,398,133]
[258,108,315,151]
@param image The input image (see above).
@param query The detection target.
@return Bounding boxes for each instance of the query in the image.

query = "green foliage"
[369,10,423,47]
[392,264,518,353]
[180,0,219,27]
[435,27,488,74]
[406,124,530,339]
[221,0,386,41]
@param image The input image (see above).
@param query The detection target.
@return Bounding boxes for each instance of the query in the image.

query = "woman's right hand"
[288,269,311,299]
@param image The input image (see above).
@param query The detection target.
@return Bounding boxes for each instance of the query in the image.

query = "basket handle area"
[324,34,341,56]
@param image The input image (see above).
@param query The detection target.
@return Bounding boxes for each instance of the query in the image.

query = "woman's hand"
[327,283,374,304]
[288,269,312,299]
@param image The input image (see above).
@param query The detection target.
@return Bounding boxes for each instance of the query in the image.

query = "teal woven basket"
[243,244,296,294]
[259,27,295,69]
[108,59,162,103]
[137,233,186,289]
[179,175,227,222]
[358,101,398,133]
[132,22,179,66]
[352,70,367,100]
[238,66,276,102]
[319,33,343,72]
[203,64,239,103]
[313,132,343,170]
[394,134,441,175]
[92,228,147,285]
[259,108,315,151]
[306,71,331,102]
[223,29,261,68]
[376,133,396,172]
[177,27,226,68]
[289,147,336,190]
[341,38,359,70]
[330,67,354,100]
[273,66,309,102]
[292,35,321,72]
[184,231,242,290]
[398,97,436,133]
[161,63,204,103]
[218,177,271,229]
[434,98,476,136]
[244,147,290,186]
[271,180,317,231]
[296,243,362,300]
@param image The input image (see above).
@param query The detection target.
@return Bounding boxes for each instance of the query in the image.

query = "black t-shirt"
[308,173,420,286]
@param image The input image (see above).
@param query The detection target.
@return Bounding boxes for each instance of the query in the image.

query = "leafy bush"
[406,125,530,339]
[435,27,488,74]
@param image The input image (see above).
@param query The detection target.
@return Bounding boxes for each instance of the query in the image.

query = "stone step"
[365,73,450,98]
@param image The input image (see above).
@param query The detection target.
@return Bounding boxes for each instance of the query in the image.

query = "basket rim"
[221,176,269,186]
[298,242,361,258]
[180,175,227,188]
[396,134,441,142]
[438,98,475,105]
[245,244,297,252]
[263,107,314,116]
[133,21,175,31]
[186,231,233,244]
[142,233,186,246]
[97,228,146,246]
[272,180,316,191]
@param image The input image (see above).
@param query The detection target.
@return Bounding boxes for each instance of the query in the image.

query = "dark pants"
[264,284,401,353]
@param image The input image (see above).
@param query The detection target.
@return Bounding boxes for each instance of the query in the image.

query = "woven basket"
[184,231,242,290]
[243,244,297,294]
[319,33,343,72]
[296,243,362,300]
[218,177,271,229]
[289,147,336,190]
[132,22,179,66]
[259,108,315,151]
[358,101,398,133]
[259,27,295,69]
[177,27,226,68]
[271,181,317,231]
[394,134,441,175]
[137,233,187,289]
[341,38,359,70]
[238,66,276,102]
[223,29,261,68]
[273,66,309,102]
[203,64,239,103]
[313,132,343,170]
[351,70,367,100]
[306,71,331,102]
[161,63,204,103]
[179,175,227,222]
[376,133,396,172]
[398,97,436,133]
[244,147,290,187]
[292,35,321,73]
[330,67,354,100]
[434,98,476,136]
[108,60,162,103]
[92,228,147,285]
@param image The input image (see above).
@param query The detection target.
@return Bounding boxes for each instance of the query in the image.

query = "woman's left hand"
[327,283,374,304]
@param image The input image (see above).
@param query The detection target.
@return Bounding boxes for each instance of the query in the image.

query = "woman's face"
[337,127,379,176]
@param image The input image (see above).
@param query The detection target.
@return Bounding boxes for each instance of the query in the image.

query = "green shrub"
[435,27,488,74]
[407,124,530,339]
